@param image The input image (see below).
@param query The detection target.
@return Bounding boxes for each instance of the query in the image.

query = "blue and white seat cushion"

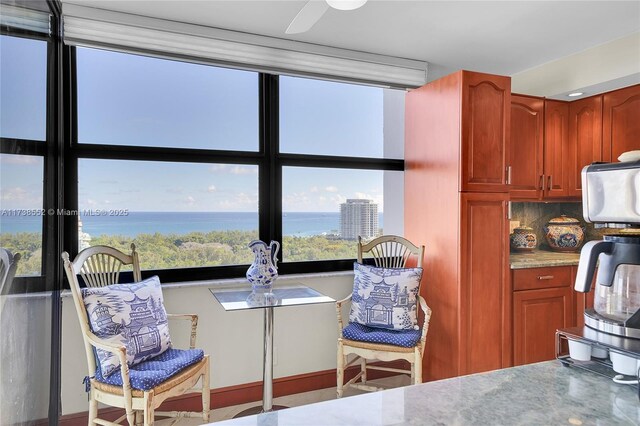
[342,322,421,347]
[349,263,423,331]
[95,348,204,391]
[82,275,172,377]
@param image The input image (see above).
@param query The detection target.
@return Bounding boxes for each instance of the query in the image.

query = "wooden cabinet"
[544,100,571,198]
[569,96,603,196]
[509,98,570,200]
[460,192,510,374]
[510,95,544,199]
[602,84,640,162]
[461,72,511,193]
[405,70,510,381]
[512,266,574,366]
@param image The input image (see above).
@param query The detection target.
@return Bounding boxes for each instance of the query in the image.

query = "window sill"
[60,269,354,298]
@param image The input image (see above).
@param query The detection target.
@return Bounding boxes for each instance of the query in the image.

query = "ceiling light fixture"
[326,0,367,11]
[568,92,584,97]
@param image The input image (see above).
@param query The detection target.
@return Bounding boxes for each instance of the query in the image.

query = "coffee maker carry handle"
[270,241,280,268]
[575,240,613,292]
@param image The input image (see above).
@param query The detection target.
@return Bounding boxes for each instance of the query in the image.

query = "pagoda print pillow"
[349,263,423,331]
[81,275,172,377]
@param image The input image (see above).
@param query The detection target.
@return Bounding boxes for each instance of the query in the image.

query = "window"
[0,154,45,276]
[71,48,405,280]
[77,159,258,270]
[279,77,405,264]
[0,34,48,282]
[76,47,259,151]
[0,35,47,141]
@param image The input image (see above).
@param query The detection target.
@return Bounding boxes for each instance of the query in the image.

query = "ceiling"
[62,1,640,94]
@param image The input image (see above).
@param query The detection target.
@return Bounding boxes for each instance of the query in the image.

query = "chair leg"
[336,343,345,398]
[414,352,423,385]
[360,357,367,384]
[202,360,211,422]
[126,410,136,426]
[134,410,143,426]
[88,396,98,426]
[143,391,154,426]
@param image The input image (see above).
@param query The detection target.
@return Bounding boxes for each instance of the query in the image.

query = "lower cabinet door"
[513,287,572,365]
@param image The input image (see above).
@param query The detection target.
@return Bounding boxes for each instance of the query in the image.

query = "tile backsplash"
[511,202,608,250]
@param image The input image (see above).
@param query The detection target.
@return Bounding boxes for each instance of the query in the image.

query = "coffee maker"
[575,160,640,337]
[556,160,640,386]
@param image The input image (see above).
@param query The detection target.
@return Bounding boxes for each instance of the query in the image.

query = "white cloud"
[217,192,258,210]
[209,164,257,175]
[0,155,39,165]
[186,196,196,205]
[207,185,217,193]
[310,186,319,193]
[325,186,338,193]
[0,186,43,209]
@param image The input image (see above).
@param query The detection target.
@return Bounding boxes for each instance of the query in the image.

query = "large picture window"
[70,48,405,281]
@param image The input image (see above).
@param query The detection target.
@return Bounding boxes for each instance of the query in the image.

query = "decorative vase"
[544,215,585,252]
[246,240,280,291]
[510,226,537,252]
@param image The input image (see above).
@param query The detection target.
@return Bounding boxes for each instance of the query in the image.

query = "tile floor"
[156,375,412,424]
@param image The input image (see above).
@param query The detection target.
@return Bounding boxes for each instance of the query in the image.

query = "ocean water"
[0,211,384,238]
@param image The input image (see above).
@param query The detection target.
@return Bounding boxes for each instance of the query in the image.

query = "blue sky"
[1,36,403,213]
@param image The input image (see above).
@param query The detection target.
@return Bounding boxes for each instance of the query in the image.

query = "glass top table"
[209,284,335,417]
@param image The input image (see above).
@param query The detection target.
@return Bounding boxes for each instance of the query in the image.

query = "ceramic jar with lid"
[544,215,585,252]
[510,226,537,252]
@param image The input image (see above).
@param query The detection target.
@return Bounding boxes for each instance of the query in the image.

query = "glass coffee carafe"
[575,235,640,337]
[594,263,640,323]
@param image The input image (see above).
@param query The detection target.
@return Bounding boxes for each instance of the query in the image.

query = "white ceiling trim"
[62,4,428,88]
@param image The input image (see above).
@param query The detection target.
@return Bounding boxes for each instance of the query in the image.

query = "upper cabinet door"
[510,95,544,199]
[461,72,511,192]
[603,84,640,162]
[544,100,570,198]
[569,96,603,197]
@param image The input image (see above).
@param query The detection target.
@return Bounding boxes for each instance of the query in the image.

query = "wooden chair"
[62,244,210,426]
[0,248,21,296]
[336,235,431,397]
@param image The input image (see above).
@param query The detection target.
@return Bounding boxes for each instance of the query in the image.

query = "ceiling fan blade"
[286,1,330,34]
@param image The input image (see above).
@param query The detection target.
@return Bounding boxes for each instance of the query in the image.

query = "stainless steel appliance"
[575,160,640,338]
[557,160,640,394]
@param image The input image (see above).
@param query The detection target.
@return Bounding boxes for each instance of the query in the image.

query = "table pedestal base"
[233,404,288,418]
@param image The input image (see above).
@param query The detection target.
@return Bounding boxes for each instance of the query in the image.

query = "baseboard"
[57,360,407,425]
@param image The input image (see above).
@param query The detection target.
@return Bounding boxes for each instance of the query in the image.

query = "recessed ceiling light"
[568,92,584,97]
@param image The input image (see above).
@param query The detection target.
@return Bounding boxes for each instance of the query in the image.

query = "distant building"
[340,199,379,240]
[78,219,92,251]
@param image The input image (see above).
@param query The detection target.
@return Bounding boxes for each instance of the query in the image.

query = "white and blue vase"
[246,240,280,292]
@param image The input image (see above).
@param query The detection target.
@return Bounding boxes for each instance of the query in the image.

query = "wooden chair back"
[61,244,141,378]
[357,235,424,268]
[0,248,21,296]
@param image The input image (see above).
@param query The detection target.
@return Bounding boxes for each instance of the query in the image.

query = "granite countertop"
[213,361,639,425]
[510,250,582,269]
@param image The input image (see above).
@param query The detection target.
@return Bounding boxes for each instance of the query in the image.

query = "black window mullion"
[279,153,404,171]
[0,138,47,155]
[259,74,281,246]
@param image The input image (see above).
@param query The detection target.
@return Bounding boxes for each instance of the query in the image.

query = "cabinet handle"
[537,275,555,280]
[507,201,512,220]
[506,166,512,185]
[539,175,545,190]
[547,175,553,191]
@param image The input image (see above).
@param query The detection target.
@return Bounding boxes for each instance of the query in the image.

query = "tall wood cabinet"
[602,84,640,161]
[544,100,571,198]
[405,70,511,381]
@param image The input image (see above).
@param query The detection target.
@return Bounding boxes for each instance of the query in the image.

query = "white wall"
[61,273,354,415]
[383,88,405,236]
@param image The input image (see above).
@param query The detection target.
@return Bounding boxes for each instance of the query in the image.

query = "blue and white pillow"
[82,275,172,377]
[349,263,423,331]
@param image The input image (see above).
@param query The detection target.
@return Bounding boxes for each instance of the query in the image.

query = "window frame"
[67,51,404,283]
[0,23,58,293]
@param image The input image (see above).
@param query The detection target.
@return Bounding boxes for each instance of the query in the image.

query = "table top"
[209,284,335,311]
[212,361,639,425]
